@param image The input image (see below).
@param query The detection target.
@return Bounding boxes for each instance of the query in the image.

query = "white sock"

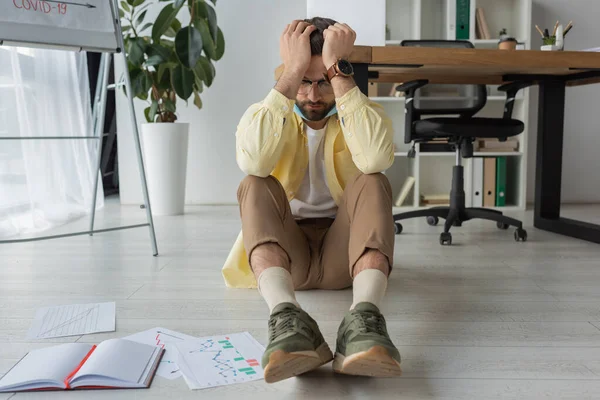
[257,267,300,314]
[351,269,388,310]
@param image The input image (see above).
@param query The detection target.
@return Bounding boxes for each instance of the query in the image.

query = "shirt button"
[340,104,346,110]
[282,105,288,112]
[274,133,279,137]
[347,132,353,137]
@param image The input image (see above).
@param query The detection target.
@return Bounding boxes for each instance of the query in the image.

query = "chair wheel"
[514,228,527,242]
[426,216,439,226]
[497,222,509,230]
[439,232,452,246]
[394,223,403,235]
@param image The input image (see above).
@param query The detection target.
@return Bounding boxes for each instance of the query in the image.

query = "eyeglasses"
[298,78,333,95]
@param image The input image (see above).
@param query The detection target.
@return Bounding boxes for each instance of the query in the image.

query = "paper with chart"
[27,302,115,339]
[175,332,265,390]
[123,327,199,380]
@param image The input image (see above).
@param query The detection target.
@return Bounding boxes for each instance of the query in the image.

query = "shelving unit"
[379,0,532,211]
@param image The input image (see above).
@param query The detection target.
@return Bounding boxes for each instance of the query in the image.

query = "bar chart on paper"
[175,332,265,389]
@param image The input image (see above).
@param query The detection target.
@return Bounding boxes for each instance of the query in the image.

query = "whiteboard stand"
[0,0,158,256]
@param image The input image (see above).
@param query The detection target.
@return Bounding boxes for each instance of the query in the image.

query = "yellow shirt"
[222,86,394,288]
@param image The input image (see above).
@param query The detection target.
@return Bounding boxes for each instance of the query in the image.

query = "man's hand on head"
[322,23,356,69]
[275,20,317,99]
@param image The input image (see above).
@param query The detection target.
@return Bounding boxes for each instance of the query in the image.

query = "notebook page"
[0,343,93,391]
[71,339,156,385]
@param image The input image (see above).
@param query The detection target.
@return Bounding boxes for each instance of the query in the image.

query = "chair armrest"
[396,79,429,94]
[498,81,534,94]
[498,81,534,119]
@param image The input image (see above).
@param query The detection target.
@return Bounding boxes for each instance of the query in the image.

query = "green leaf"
[152,3,184,43]
[127,37,146,67]
[134,9,147,27]
[149,100,159,122]
[157,65,172,90]
[193,19,216,60]
[194,79,204,93]
[197,56,214,86]
[133,0,145,6]
[163,98,176,113]
[193,91,203,109]
[120,1,131,12]
[174,0,186,7]
[145,55,163,66]
[164,18,182,38]
[175,26,203,69]
[118,8,125,18]
[192,61,206,86]
[144,106,151,123]
[172,65,194,100]
[131,69,151,98]
[205,2,218,41]
[147,44,172,61]
[138,22,152,33]
[122,25,132,33]
[214,27,225,60]
[192,0,207,18]
[157,64,169,83]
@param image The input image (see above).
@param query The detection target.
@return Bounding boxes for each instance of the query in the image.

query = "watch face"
[337,59,354,75]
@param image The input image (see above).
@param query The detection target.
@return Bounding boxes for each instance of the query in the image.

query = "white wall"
[527,0,600,203]
[116,0,306,205]
[117,0,600,205]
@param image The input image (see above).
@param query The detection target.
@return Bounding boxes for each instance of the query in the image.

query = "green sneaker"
[333,302,402,377]
[262,303,333,383]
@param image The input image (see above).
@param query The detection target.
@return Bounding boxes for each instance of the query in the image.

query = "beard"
[296,99,336,121]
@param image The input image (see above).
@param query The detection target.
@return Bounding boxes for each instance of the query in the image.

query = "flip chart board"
[0,0,120,52]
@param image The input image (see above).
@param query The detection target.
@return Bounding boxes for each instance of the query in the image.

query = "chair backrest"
[400,40,487,116]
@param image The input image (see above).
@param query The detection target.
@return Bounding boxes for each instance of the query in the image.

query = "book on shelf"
[476,138,519,152]
[394,176,415,207]
[496,157,507,207]
[421,194,450,206]
[368,82,378,97]
[0,339,164,393]
[456,0,470,40]
[475,7,491,40]
[471,156,511,208]
[483,157,497,207]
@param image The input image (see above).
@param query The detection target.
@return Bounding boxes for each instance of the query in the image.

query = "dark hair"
[303,17,337,55]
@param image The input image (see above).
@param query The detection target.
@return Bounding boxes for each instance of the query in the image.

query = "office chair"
[392,40,532,245]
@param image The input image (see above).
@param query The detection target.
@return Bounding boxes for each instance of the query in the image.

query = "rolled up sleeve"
[235,89,295,177]
[336,86,395,174]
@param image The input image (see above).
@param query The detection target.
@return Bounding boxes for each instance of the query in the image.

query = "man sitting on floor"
[223,17,401,383]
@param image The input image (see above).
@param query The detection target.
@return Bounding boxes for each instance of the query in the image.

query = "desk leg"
[534,80,600,243]
[353,63,369,95]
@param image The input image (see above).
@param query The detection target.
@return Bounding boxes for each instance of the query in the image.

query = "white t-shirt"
[289,125,338,219]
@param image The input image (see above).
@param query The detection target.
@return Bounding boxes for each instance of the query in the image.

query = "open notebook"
[0,339,164,392]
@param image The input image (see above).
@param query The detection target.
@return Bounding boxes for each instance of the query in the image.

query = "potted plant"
[497,28,517,50]
[120,0,224,215]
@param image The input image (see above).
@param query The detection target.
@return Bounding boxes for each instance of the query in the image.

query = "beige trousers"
[237,173,395,290]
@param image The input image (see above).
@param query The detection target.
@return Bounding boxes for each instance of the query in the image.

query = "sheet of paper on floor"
[175,332,265,390]
[123,327,199,380]
[27,302,116,339]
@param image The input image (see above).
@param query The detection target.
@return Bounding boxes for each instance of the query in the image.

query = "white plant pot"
[141,122,190,216]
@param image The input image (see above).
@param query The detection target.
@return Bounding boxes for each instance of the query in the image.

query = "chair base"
[393,165,527,245]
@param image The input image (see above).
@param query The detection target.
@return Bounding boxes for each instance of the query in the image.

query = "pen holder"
[540,35,564,51]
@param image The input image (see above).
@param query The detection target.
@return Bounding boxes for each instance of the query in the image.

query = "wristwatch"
[326,59,354,81]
